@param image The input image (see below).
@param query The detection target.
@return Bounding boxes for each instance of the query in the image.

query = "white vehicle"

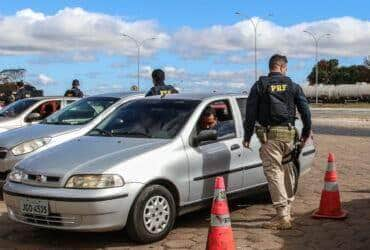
[0,92,143,184]
[0,97,78,133]
[3,93,315,243]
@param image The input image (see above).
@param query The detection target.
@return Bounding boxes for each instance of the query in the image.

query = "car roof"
[91,92,145,99]
[27,96,79,101]
[145,92,248,101]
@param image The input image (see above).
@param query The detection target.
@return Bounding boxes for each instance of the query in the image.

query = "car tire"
[127,184,176,243]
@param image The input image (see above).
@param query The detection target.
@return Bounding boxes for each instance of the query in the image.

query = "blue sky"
[0,0,369,95]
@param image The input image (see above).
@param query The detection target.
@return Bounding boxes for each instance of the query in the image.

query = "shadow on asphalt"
[175,188,271,230]
[0,190,271,248]
[314,125,370,137]
[274,198,370,250]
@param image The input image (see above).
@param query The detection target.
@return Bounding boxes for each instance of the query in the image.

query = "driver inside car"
[199,106,236,139]
[200,107,220,132]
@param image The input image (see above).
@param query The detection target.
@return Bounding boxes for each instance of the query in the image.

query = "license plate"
[20,198,49,216]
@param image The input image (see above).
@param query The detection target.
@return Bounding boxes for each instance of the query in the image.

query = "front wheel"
[126,185,176,243]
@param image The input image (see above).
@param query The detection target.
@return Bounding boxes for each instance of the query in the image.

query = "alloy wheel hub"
[143,195,170,234]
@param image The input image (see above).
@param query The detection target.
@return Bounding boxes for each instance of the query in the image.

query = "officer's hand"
[243,140,250,149]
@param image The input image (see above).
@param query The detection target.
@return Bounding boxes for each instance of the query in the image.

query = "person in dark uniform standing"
[145,69,178,97]
[243,54,311,230]
[64,79,84,98]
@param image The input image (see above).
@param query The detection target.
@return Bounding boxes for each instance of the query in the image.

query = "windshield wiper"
[90,128,113,137]
[111,130,151,138]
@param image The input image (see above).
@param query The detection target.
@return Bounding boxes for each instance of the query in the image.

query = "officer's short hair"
[152,69,165,85]
[269,54,288,70]
[72,79,80,87]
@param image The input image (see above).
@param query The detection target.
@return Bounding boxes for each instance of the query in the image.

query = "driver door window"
[195,100,236,143]
[25,100,61,123]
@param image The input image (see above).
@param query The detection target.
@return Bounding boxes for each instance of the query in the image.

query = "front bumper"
[3,181,144,232]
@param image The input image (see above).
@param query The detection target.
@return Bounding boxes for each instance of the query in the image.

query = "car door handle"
[230,144,241,151]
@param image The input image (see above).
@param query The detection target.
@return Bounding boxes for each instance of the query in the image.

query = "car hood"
[0,124,82,149]
[0,117,18,130]
[19,136,169,178]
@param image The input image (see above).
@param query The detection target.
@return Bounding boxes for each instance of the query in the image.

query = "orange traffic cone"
[312,153,348,219]
[206,176,236,250]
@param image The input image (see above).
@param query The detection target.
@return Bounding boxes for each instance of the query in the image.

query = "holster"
[255,126,268,144]
[283,127,302,165]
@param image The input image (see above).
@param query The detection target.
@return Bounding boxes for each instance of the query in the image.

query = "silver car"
[0,92,143,184]
[3,93,315,243]
[0,97,78,133]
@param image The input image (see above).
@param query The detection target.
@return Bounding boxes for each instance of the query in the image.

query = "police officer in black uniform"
[243,54,311,230]
[145,69,179,97]
[64,79,84,98]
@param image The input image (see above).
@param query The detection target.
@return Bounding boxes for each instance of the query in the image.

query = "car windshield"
[89,99,200,139]
[43,97,118,125]
[0,99,39,118]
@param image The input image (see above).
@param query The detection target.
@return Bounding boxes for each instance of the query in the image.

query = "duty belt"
[255,125,296,144]
[267,126,296,143]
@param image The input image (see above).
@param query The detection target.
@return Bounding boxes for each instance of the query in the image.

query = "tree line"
[307,58,370,85]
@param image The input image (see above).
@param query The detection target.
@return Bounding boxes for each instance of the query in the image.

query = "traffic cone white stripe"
[213,189,226,201]
[326,162,335,171]
[324,182,339,191]
[210,214,232,227]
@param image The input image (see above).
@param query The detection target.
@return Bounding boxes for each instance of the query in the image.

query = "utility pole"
[122,34,156,91]
[303,31,331,104]
[235,12,273,82]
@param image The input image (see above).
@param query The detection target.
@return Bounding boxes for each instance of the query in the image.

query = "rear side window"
[236,98,247,121]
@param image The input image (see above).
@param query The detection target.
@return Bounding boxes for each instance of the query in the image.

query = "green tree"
[307,59,370,85]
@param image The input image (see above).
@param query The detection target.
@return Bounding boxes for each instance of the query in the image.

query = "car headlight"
[7,169,24,183]
[11,138,51,156]
[65,174,124,189]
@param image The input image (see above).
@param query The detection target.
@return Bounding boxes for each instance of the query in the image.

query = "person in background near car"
[145,69,179,97]
[64,79,84,98]
[243,54,312,230]
[15,81,30,101]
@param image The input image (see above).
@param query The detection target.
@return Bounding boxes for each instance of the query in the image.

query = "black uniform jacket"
[244,72,311,142]
[64,87,84,98]
[145,84,178,97]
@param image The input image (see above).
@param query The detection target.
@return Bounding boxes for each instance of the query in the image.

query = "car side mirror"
[193,129,218,146]
[26,113,41,122]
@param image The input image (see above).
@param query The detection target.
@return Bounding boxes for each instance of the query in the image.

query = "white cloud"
[37,74,54,85]
[172,17,370,59]
[0,8,169,57]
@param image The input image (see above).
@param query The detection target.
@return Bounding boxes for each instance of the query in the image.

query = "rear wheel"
[127,185,176,243]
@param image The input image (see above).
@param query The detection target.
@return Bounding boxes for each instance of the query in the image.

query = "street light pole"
[303,30,331,104]
[122,34,156,91]
[235,12,272,82]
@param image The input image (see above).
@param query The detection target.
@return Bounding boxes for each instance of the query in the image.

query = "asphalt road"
[311,108,370,119]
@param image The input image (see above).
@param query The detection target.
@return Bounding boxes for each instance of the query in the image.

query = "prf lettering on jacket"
[160,90,172,95]
[270,84,287,92]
